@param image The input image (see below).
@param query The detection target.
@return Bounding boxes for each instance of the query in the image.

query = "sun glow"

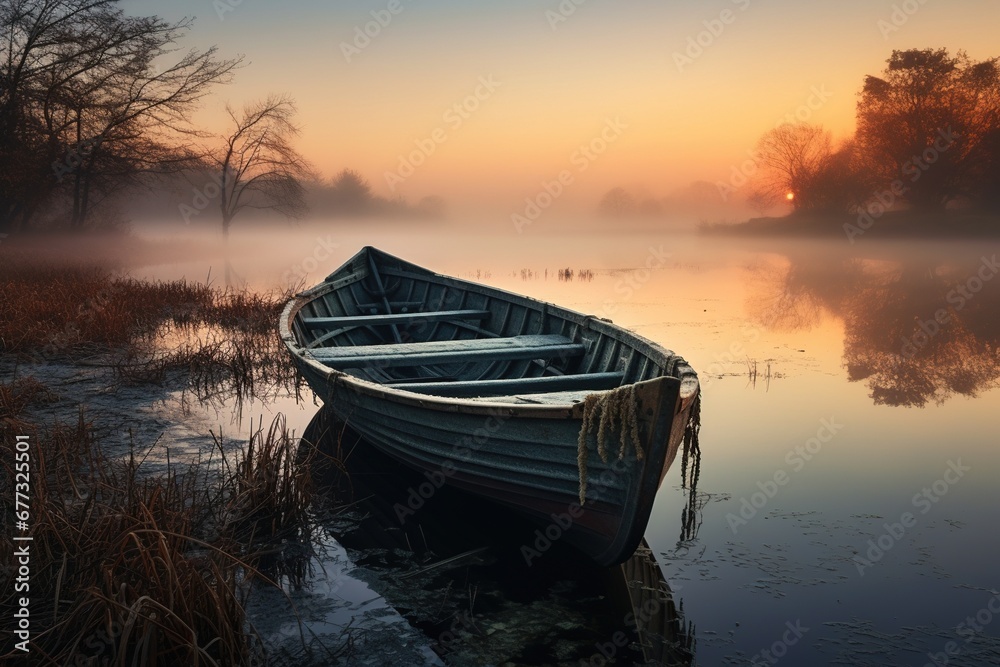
[786,192,795,201]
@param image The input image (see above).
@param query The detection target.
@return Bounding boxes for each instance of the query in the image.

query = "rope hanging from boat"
[576,384,644,505]
[680,394,701,491]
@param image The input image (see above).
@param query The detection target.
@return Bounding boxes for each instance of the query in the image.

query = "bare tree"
[754,123,832,212]
[745,187,782,216]
[214,95,312,282]
[63,21,242,228]
[1,0,241,231]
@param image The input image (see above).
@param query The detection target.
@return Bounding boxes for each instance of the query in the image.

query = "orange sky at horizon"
[124,0,1000,217]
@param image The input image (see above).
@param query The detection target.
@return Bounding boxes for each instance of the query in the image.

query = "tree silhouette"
[597,187,636,217]
[747,251,1000,407]
[415,195,446,218]
[0,0,240,231]
[968,127,1000,212]
[856,48,1000,210]
[753,123,832,212]
[804,140,869,214]
[328,169,374,213]
[745,188,782,216]
[214,95,312,283]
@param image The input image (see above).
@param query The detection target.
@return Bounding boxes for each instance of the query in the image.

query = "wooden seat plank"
[386,371,623,397]
[309,334,583,369]
[302,309,490,329]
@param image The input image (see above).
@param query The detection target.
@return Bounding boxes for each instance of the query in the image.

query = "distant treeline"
[165,168,445,227]
[599,49,1000,225]
[305,169,445,220]
[746,49,1000,219]
[0,2,443,235]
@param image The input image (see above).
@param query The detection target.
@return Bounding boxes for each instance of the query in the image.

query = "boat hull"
[282,247,699,567]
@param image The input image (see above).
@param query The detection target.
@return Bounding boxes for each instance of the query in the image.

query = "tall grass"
[0,255,213,354]
[0,251,346,664]
[218,415,318,589]
[0,252,300,414]
[0,252,288,356]
[1,376,57,435]
[0,408,337,665]
[111,325,302,419]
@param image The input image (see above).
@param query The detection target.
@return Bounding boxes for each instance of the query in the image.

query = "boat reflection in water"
[302,406,697,666]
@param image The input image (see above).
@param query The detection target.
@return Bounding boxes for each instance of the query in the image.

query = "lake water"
[137,224,1000,665]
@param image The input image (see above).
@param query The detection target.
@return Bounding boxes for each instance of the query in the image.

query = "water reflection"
[302,406,697,665]
[677,402,703,547]
[747,249,1000,407]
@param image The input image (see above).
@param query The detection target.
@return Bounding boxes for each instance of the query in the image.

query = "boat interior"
[291,249,674,404]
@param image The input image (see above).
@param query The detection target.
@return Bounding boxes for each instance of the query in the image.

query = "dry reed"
[0,251,346,664]
[0,409,340,665]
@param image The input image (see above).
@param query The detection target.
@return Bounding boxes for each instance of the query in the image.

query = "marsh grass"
[557,268,595,281]
[1,411,257,665]
[0,406,344,665]
[745,357,776,389]
[0,252,300,415]
[0,255,215,355]
[0,375,58,435]
[112,324,303,419]
[0,251,288,354]
[217,415,318,589]
[0,252,349,664]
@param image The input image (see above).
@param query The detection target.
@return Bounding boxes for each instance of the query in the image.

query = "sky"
[123,0,1000,217]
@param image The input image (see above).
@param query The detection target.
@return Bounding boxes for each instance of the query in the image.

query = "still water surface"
[140,226,1000,665]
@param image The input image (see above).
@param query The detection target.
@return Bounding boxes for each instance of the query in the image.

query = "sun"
[785,192,795,201]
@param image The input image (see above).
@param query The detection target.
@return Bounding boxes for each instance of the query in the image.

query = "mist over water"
[114,220,1000,665]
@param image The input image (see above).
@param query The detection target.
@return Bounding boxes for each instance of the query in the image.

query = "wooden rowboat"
[280,246,700,567]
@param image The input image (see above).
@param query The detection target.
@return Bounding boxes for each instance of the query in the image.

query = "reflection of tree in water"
[747,252,1000,407]
[745,255,861,332]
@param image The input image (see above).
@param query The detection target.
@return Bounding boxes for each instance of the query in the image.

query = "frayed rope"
[577,384,643,505]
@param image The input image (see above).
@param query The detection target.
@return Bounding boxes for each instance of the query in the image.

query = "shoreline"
[700,210,1000,240]
[0,350,441,665]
